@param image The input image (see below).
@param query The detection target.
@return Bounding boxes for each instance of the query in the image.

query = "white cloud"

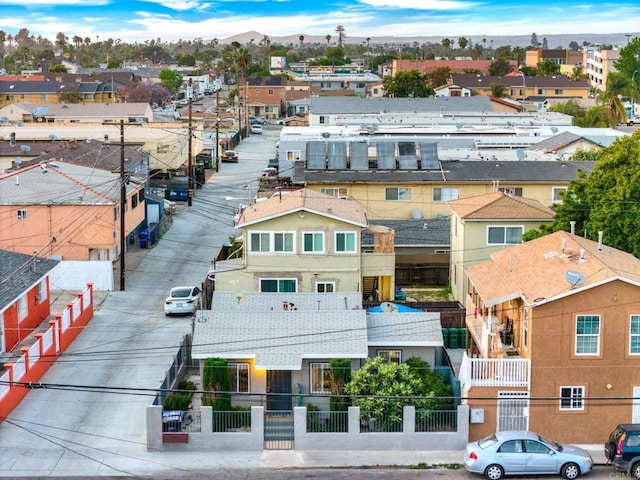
[359,0,478,10]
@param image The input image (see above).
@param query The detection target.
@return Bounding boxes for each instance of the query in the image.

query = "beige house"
[460,230,640,444]
[447,192,555,303]
[212,188,396,302]
[0,102,154,124]
[0,160,145,261]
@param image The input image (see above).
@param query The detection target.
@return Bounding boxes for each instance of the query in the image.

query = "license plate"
[177,303,183,308]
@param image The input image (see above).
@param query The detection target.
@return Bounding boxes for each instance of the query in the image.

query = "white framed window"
[249,232,294,253]
[487,225,524,245]
[385,187,412,201]
[286,150,301,162]
[630,315,640,355]
[228,362,249,392]
[310,362,331,393]
[575,314,600,355]
[320,187,347,198]
[316,281,335,293]
[498,187,523,197]
[377,349,402,364]
[552,187,567,203]
[18,295,28,321]
[37,280,47,304]
[433,187,459,202]
[260,278,297,292]
[17,209,27,219]
[335,232,356,253]
[559,386,584,410]
[523,308,529,349]
[303,232,324,253]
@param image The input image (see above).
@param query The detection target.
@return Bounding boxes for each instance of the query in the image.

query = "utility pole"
[187,78,194,206]
[119,120,126,291]
[215,87,220,172]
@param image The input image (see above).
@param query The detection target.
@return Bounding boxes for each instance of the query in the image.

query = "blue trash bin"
[139,229,148,249]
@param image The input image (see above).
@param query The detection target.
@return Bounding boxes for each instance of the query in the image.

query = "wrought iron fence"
[415,409,458,432]
[306,410,349,433]
[359,411,403,433]
[212,409,252,432]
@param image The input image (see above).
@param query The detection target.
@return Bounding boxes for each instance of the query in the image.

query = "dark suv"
[605,424,640,476]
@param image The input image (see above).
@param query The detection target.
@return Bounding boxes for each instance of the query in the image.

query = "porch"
[458,351,530,390]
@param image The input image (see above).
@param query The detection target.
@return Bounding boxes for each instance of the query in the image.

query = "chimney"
[570,221,576,235]
[562,238,567,253]
[598,231,603,252]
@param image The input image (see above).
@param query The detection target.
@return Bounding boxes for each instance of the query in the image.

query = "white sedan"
[164,286,202,316]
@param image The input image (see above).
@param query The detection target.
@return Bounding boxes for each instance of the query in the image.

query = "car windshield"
[478,434,499,449]
[171,288,192,298]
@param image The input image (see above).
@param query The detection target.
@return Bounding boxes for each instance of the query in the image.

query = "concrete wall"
[146,404,469,451]
[49,261,114,291]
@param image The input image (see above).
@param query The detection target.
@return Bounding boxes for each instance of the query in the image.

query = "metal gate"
[497,391,529,432]
[264,411,294,450]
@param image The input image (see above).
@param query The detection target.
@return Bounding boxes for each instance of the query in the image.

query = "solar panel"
[327,142,347,169]
[376,142,396,169]
[307,141,326,169]
[419,142,440,169]
[349,142,369,170]
[398,142,418,169]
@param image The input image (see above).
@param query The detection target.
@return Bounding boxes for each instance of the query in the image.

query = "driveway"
[0,131,279,477]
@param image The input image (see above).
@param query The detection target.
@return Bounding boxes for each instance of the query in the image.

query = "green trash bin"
[449,328,459,349]
[458,328,467,349]
[442,328,450,348]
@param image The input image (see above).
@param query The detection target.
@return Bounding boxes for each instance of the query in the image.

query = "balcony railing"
[459,352,530,389]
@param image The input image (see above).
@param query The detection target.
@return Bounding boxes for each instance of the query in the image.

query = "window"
[320,187,347,197]
[377,349,401,364]
[538,88,547,95]
[559,386,584,410]
[385,187,412,201]
[260,278,297,292]
[132,195,138,209]
[249,232,294,253]
[228,362,249,392]
[335,232,356,253]
[524,440,552,453]
[303,232,324,253]
[433,187,459,202]
[499,440,523,453]
[17,209,27,219]
[575,314,600,355]
[18,295,28,320]
[319,116,326,124]
[523,308,529,348]
[310,362,331,393]
[498,187,523,197]
[316,282,335,293]
[630,315,640,355]
[552,187,567,203]
[138,190,144,202]
[157,144,170,153]
[555,89,563,95]
[274,232,294,252]
[487,226,524,245]
[250,232,270,252]
[286,150,301,162]
[114,207,119,220]
[37,280,46,304]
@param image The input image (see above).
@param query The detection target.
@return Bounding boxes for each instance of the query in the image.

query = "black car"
[605,423,640,476]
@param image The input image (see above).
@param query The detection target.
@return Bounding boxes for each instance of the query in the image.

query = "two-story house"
[459,230,640,444]
[448,192,555,302]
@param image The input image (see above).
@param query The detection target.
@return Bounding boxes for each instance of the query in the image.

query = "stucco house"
[0,160,145,261]
[0,102,154,124]
[459,230,640,444]
[448,191,555,302]
[0,249,59,354]
[212,188,396,301]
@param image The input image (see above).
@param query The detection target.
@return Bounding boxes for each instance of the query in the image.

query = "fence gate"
[497,391,529,432]
[264,410,294,450]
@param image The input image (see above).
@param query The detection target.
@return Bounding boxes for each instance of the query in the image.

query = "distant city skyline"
[1,0,639,45]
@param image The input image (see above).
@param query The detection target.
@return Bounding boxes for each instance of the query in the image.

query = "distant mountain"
[219,31,639,49]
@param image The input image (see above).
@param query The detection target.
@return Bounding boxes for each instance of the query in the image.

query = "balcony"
[459,351,530,389]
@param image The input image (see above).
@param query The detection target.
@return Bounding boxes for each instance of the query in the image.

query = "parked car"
[628,116,639,126]
[249,116,268,125]
[164,286,202,316]
[251,125,263,135]
[604,423,640,476]
[220,150,238,163]
[463,430,593,480]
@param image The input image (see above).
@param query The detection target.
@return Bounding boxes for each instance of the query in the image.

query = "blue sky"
[1,0,639,44]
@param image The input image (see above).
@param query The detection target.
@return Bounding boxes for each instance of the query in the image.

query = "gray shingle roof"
[309,96,494,114]
[362,218,450,247]
[0,249,60,311]
[367,312,443,346]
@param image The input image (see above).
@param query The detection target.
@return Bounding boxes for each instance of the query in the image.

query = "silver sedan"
[463,430,593,480]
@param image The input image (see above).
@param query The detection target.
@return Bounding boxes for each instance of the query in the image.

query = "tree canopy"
[383,69,434,97]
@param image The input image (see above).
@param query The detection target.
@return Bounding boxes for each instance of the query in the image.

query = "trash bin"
[149,226,157,245]
[442,328,450,348]
[457,328,467,349]
[139,229,148,249]
[162,410,184,432]
[449,328,459,349]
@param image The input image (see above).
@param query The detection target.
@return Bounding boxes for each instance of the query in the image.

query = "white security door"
[497,391,529,432]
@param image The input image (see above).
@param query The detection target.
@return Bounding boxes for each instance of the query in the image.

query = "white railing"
[460,353,530,388]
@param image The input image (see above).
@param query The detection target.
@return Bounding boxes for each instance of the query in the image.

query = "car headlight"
[584,456,592,464]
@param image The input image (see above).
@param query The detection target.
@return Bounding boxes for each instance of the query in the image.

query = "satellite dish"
[565,270,585,288]
[516,149,525,161]
[20,145,31,153]
[411,208,422,220]
[455,123,463,130]
[551,127,559,134]
[380,302,399,313]
[14,157,22,166]
[49,134,57,141]
[16,121,24,127]
[321,132,331,138]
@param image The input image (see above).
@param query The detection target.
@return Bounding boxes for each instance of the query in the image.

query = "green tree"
[158,68,183,97]
[530,32,540,48]
[383,70,434,97]
[58,85,83,103]
[489,82,508,98]
[488,58,514,76]
[457,36,469,50]
[429,66,451,89]
[614,37,640,90]
[536,59,561,75]
[48,63,68,72]
[597,72,633,126]
[202,358,232,411]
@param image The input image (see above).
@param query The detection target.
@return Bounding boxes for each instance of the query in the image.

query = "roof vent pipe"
[598,231,603,252]
[562,238,567,253]
[570,221,576,235]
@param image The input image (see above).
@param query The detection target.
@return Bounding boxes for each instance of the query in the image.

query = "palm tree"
[335,25,345,48]
[325,34,331,46]
[298,34,304,48]
[597,72,633,127]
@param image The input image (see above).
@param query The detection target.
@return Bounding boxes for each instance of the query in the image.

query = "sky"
[1,0,639,45]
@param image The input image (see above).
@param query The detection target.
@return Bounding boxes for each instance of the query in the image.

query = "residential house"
[524,49,584,70]
[447,192,555,303]
[0,160,145,261]
[460,230,640,444]
[583,45,620,91]
[0,102,154,124]
[288,68,381,97]
[528,131,617,159]
[437,74,591,102]
[0,79,119,108]
[391,59,518,78]
[239,76,289,121]
[0,249,59,354]
[212,188,396,301]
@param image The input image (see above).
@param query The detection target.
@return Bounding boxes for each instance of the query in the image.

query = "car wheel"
[631,462,640,479]
[561,462,580,480]
[484,464,504,480]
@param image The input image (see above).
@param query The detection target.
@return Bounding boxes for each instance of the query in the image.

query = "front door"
[267,370,292,411]
[497,391,529,432]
